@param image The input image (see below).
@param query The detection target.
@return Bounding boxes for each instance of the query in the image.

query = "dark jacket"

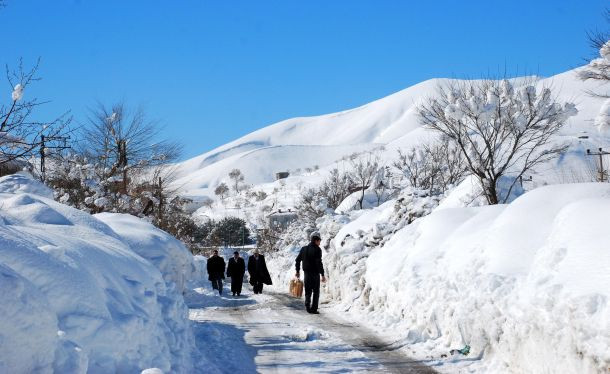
[227,257,245,278]
[207,255,226,281]
[247,254,272,285]
[295,243,324,276]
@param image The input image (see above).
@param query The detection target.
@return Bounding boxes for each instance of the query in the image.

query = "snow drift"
[268,183,610,373]
[0,173,197,373]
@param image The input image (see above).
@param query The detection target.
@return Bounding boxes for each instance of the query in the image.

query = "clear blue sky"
[1,1,608,160]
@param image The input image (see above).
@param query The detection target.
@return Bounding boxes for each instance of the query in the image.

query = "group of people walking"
[206,248,272,296]
[206,232,326,315]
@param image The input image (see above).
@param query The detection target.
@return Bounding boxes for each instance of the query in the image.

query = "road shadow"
[192,320,258,374]
[185,287,257,309]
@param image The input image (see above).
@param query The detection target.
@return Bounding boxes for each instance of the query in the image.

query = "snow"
[0,172,54,198]
[0,173,198,373]
[269,182,610,373]
[3,64,608,373]
[595,98,610,134]
[173,66,610,217]
[186,284,416,373]
[12,83,23,101]
[95,213,196,293]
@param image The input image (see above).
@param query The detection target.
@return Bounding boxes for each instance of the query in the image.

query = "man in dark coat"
[226,251,246,296]
[247,249,272,294]
[207,249,226,295]
[295,232,326,314]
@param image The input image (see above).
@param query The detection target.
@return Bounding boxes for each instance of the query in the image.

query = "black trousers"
[304,272,320,311]
[231,275,243,294]
[252,281,264,294]
[211,277,223,294]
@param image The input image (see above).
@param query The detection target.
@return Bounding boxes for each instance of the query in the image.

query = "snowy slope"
[0,173,203,373]
[174,67,610,203]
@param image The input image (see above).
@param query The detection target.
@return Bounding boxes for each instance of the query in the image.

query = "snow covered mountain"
[173,67,610,202]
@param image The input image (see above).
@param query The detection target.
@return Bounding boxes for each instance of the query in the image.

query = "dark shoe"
[309,310,320,314]
[305,306,311,313]
[237,293,241,296]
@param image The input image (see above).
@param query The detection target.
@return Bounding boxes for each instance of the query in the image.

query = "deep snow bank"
[269,183,610,373]
[0,173,196,373]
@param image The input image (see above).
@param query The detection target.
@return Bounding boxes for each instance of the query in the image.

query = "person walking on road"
[207,249,226,295]
[247,249,272,294]
[295,232,326,314]
[227,251,246,296]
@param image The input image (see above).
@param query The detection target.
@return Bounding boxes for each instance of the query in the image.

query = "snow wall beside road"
[0,173,199,373]
[268,182,610,373]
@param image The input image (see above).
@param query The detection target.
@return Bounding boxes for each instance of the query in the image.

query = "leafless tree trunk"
[349,152,379,209]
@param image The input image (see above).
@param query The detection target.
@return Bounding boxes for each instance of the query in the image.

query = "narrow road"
[188,287,436,374]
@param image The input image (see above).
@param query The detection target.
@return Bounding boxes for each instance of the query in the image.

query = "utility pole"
[118,140,128,194]
[157,176,163,220]
[586,148,610,182]
[518,175,533,188]
[40,135,70,182]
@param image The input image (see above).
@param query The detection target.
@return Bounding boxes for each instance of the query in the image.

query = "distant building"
[267,208,297,230]
[275,172,289,180]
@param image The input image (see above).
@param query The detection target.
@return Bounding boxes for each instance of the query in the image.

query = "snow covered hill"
[174,67,610,204]
[0,173,208,373]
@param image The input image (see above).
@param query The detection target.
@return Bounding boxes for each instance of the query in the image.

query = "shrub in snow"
[45,154,207,253]
[206,216,252,247]
[0,174,196,373]
[393,137,468,195]
[349,152,380,209]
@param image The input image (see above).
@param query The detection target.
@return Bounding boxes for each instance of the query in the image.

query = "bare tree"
[214,182,229,201]
[296,187,328,227]
[372,166,392,206]
[318,167,352,209]
[419,79,577,204]
[0,59,71,171]
[249,190,267,202]
[394,138,467,194]
[349,152,379,209]
[394,147,431,189]
[77,102,179,194]
[228,168,244,194]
